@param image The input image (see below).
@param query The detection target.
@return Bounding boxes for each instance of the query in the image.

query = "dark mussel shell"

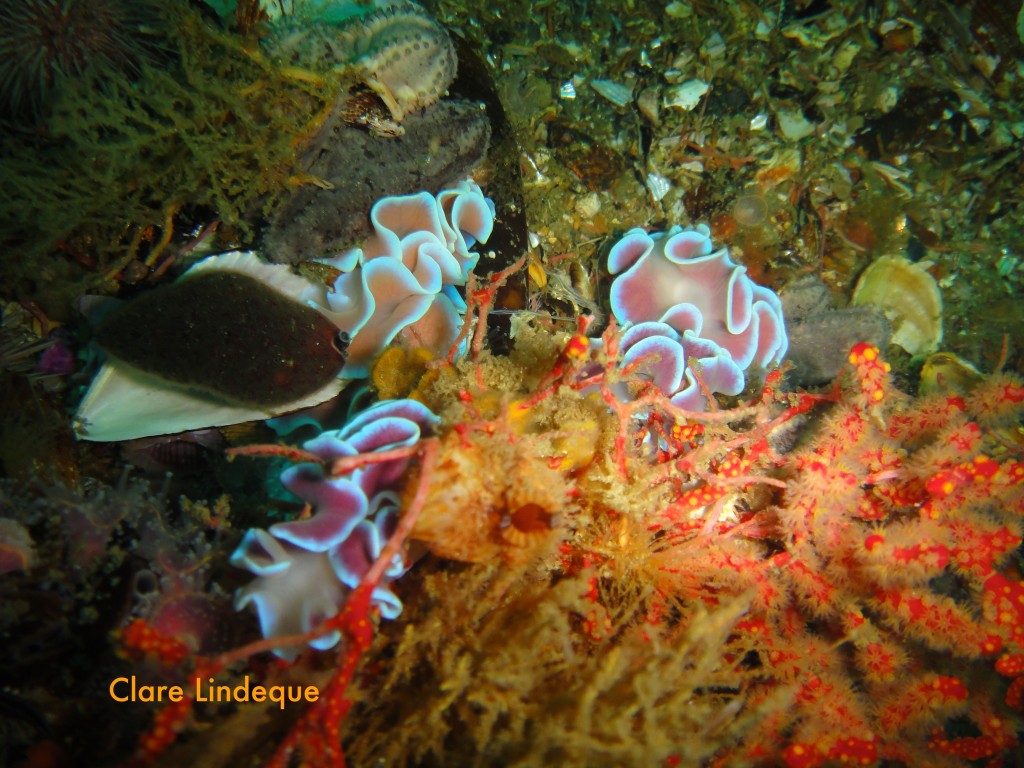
[96,271,347,407]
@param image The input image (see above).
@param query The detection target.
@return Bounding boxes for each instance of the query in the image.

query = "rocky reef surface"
[264,99,491,263]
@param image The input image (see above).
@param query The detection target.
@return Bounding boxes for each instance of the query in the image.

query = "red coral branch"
[121,438,439,767]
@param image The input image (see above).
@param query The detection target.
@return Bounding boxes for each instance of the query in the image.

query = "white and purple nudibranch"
[230,399,438,661]
[608,223,787,409]
[306,180,495,378]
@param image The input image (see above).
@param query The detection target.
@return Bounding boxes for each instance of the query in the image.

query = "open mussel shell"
[74,252,348,442]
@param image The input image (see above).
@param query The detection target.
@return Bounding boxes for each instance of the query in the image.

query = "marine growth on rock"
[264,0,457,121]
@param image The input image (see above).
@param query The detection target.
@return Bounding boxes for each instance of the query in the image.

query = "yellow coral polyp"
[564,335,590,360]
[548,417,602,470]
[371,346,435,400]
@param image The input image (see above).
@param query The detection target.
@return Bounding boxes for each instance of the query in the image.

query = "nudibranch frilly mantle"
[608,223,788,410]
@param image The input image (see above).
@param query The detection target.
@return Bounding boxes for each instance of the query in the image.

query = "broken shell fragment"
[636,85,661,125]
[645,172,672,202]
[590,78,633,108]
[918,352,985,397]
[851,255,942,356]
[664,79,708,111]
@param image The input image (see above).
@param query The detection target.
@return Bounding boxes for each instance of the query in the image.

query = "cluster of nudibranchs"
[229,221,792,655]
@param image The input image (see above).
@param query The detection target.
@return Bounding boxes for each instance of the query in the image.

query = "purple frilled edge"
[608,223,788,410]
[304,181,495,378]
[230,399,438,661]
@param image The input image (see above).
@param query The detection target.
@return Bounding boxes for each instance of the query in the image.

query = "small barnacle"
[499,491,557,549]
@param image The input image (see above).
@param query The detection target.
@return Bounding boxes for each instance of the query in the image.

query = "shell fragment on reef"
[851,255,942,355]
[267,0,457,122]
[74,252,348,442]
[664,79,709,111]
[350,3,457,121]
[590,79,633,108]
[645,172,671,202]
[918,351,985,397]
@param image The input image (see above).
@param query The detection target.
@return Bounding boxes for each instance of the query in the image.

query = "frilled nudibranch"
[608,224,787,409]
[230,399,437,661]
[304,179,494,378]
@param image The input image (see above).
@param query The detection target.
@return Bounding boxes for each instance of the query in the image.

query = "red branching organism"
[119,438,439,768]
[655,343,1023,767]
[117,284,1023,768]
[546,338,1023,767]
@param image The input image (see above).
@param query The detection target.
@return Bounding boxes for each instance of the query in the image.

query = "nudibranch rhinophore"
[74,252,349,442]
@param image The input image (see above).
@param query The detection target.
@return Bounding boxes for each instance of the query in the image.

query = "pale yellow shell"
[918,352,985,397]
[352,4,457,121]
[851,255,942,355]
